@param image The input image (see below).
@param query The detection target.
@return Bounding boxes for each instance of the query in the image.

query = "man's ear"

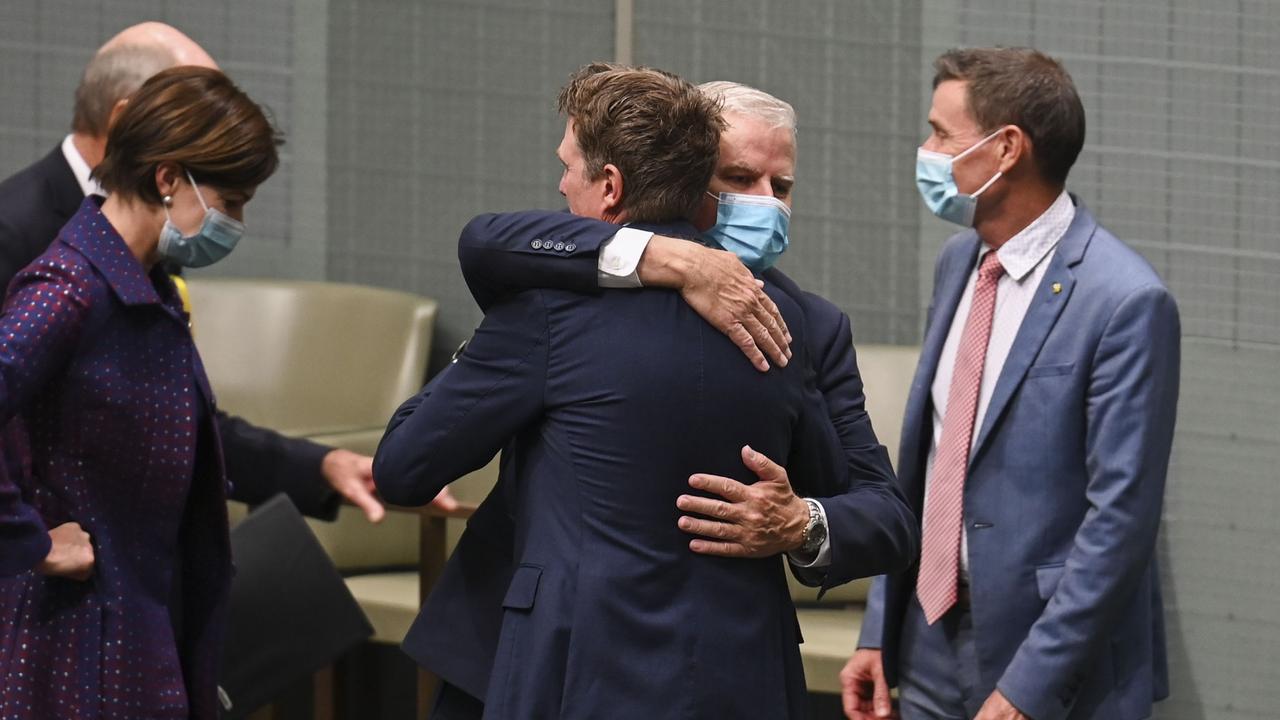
[600,162,625,221]
[995,125,1029,175]
[692,191,718,233]
[107,97,130,132]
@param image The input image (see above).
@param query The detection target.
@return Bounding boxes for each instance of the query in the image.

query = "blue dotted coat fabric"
[0,197,231,719]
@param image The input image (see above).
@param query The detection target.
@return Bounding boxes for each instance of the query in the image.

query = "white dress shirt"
[923,190,1076,579]
[61,134,106,198]
[597,228,833,568]
[598,227,653,287]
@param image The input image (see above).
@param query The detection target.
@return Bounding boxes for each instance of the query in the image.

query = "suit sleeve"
[374,290,549,507]
[0,215,30,298]
[858,240,964,649]
[0,258,94,575]
[858,574,889,648]
[217,411,338,520]
[792,308,919,590]
[998,286,1180,720]
[458,211,620,310]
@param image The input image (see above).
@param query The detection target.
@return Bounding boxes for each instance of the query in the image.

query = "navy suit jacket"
[0,145,337,519]
[395,211,917,706]
[860,199,1179,720]
[376,221,847,718]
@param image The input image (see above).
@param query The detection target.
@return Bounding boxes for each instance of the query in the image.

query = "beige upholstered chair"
[792,343,920,693]
[342,458,500,643]
[186,278,438,569]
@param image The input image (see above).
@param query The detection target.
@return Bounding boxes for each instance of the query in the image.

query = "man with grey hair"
[464,77,899,568]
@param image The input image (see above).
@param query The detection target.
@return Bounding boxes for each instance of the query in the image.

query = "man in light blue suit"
[842,48,1180,720]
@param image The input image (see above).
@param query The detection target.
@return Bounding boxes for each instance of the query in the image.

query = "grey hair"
[697,81,797,135]
[72,44,176,136]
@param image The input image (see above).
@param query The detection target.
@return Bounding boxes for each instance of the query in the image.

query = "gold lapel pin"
[1051,282,1062,295]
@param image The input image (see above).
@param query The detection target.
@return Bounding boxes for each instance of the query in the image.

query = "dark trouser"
[430,681,485,720]
[897,591,984,720]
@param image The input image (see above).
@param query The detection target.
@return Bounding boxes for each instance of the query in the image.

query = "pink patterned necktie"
[917,250,1005,624]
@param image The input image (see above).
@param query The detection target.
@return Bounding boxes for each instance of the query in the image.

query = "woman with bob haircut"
[0,65,281,719]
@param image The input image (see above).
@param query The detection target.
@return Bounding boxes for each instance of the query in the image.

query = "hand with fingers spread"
[322,447,460,520]
[640,236,791,372]
[320,448,385,523]
[676,445,809,558]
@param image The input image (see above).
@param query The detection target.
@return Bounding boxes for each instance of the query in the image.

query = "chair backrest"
[186,279,437,438]
[189,278,437,570]
[855,343,921,470]
[789,343,921,604]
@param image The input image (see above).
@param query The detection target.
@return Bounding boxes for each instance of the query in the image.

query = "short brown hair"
[557,63,724,222]
[933,47,1085,186]
[94,66,283,204]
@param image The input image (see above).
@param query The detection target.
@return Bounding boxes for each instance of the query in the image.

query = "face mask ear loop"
[184,168,211,212]
[953,127,1005,162]
[971,170,1003,198]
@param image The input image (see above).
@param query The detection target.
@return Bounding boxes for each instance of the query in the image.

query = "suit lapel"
[46,146,86,223]
[899,234,980,497]
[969,201,1097,464]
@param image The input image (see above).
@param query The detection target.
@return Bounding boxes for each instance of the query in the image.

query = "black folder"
[218,493,373,718]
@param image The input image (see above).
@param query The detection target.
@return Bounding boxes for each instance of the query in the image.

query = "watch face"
[803,500,827,552]
[806,523,827,553]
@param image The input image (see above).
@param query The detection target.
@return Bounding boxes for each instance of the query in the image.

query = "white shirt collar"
[981,190,1075,282]
[61,134,107,198]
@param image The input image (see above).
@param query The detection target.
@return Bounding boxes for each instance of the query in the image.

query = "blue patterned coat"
[0,197,231,719]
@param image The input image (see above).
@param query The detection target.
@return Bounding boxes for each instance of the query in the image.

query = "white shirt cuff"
[786,499,832,569]
[597,227,652,288]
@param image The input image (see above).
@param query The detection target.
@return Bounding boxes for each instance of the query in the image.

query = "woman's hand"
[37,522,95,581]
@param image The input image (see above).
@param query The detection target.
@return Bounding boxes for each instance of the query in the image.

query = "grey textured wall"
[325,0,614,372]
[322,1,923,371]
[2,2,1278,716]
[0,0,323,279]
[632,1,924,345]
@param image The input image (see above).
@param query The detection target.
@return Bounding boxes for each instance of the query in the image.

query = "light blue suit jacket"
[860,199,1179,720]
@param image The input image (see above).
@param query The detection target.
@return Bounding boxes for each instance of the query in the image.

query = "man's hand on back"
[638,236,791,372]
[676,445,808,557]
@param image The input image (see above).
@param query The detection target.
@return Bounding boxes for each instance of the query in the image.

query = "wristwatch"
[800,498,827,556]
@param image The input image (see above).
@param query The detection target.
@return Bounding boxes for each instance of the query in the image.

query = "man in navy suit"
[395,80,918,718]
[0,22,431,523]
[376,64,870,719]
[841,48,1180,720]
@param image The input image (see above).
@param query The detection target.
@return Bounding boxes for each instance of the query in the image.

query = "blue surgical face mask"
[915,129,1003,227]
[700,191,791,272]
[158,169,246,268]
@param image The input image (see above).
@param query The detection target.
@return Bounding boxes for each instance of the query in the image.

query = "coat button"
[554,241,565,251]
[565,243,576,252]
[531,239,543,249]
